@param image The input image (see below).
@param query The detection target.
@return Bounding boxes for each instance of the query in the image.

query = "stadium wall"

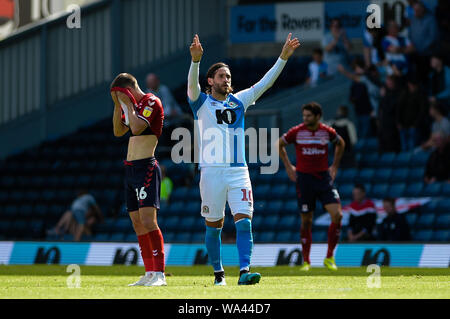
[0,242,448,267]
[0,0,227,160]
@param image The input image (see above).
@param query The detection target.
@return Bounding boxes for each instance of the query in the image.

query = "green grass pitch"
[0,265,449,299]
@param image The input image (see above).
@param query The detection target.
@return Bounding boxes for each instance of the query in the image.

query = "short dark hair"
[352,57,365,70]
[110,73,138,90]
[354,183,366,192]
[383,197,396,205]
[302,102,322,117]
[206,62,230,94]
[313,48,323,56]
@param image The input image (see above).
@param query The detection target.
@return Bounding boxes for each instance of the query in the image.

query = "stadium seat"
[94,233,110,242]
[409,151,430,167]
[258,231,275,243]
[390,169,409,183]
[253,185,271,200]
[413,230,433,241]
[357,169,375,184]
[277,215,298,231]
[257,173,274,185]
[124,233,137,242]
[252,216,263,230]
[435,213,450,229]
[190,232,204,243]
[275,231,293,242]
[171,187,189,201]
[186,187,201,201]
[405,213,417,228]
[312,230,327,242]
[377,153,396,168]
[358,153,379,168]
[336,168,358,184]
[416,213,436,229]
[436,199,450,213]
[404,183,424,197]
[163,232,175,243]
[339,184,354,200]
[274,170,289,183]
[272,184,289,200]
[422,183,443,197]
[164,217,179,232]
[442,183,450,197]
[0,221,11,234]
[265,200,283,215]
[254,200,268,214]
[173,232,191,243]
[393,152,412,168]
[283,200,298,215]
[260,216,279,231]
[388,183,406,198]
[370,184,389,199]
[95,218,116,233]
[365,138,378,152]
[374,169,392,183]
[166,201,185,216]
[109,233,125,242]
[113,218,133,233]
[431,230,450,242]
[185,201,201,216]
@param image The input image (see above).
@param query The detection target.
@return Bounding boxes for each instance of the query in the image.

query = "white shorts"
[199,167,253,221]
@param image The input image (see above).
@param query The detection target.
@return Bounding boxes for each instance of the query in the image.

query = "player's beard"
[213,83,233,96]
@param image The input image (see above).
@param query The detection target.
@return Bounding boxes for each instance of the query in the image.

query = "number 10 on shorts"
[241,189,253,201]
[135,187,147,200]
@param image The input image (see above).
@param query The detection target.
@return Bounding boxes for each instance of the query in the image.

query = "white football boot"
[128,273,154,286]
[144,272,167,286]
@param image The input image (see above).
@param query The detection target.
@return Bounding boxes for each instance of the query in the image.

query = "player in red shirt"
[110,73,166,286]
[277,102,345,271]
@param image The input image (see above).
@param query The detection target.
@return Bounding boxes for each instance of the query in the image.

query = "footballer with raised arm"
[188,33,300,285]
[277,102,345,271]
[110,73,166,286]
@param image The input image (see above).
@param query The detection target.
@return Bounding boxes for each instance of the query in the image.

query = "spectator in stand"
[434,0,450,63]
[378,75,402,153]
[421,103,450,150]
[347,184,377,242]
[424,133,450,183]
[305,48,328,87]
[146,73,183,118]
[381,20,415,76]
[396,75,428,151]
[160,165,173,204]
[378,198,411,241]
[363,26,387,79]
[322,18,352,75]
[327,105,357,168]
[428,54,450,105]
[339,58,374,139]
[50,189,103,242]
[409,2,440,85]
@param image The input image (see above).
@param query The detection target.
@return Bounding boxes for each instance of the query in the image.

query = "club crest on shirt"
[143,106,153,117]
[227,101,238,108]
[202,206,209,214]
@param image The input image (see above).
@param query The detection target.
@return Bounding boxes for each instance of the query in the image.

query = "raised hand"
[190,34,203,63]
[280,33,301,60]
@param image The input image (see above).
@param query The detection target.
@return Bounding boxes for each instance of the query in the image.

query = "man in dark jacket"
[378,198,411,241]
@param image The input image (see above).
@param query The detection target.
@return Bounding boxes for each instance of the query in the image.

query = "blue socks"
[235,218,253,272]
[205,226,223,272]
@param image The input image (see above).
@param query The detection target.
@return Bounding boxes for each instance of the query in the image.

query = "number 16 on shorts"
[135,187,147,200]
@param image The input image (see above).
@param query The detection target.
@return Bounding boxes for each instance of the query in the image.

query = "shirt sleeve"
[137,96,163,127]
[281,126,298,144]
[327,125,338,143]
[235,57,287,111]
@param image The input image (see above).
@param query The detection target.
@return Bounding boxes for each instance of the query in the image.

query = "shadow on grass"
[0,265,448,277]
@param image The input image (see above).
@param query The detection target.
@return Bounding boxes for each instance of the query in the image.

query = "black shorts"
[124,157,161,212]
[296,171,340,214]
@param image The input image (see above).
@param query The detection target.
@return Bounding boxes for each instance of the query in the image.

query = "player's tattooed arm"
[111,92,129,137]
[329,135,345,182]
[116,91,148,136]
[276,137,297,182]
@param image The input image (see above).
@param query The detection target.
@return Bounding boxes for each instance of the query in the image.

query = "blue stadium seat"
[190,232,204,243]
[284,200,298,215]
[277,215,298,231]
[365,138,378,152]
[164,217,179,232]
[422,183,443,197]
[357,169,375,184]
[185,201,201,216]
[30,220,44,237]
[257,173,274,185]
[390,169,409,183]
[388,183,406,198]
[358,153,379,168]
[312,230,327,242]
[336,168,358,184]
[404,183,424,197]
[274,170,289,183]
[285,186,297,200]
[275,231,293,242]
[94,233,110,242]
[3,205,18,219]
[339,184,354,200]
[416,213,436,229]
[163,232,175,243]
[409,151,430,167]
[265,200,283,215]
[374,169,392,183]
[0,221,11,234]
[171,187,189,201]
[252,216,263,231]
[443,183,450,197]
[260,216,279,231]
[253,185,270,199]
[436,199,450,213]
[435,213,450,229]
[393,152,412,168]
[405,213,417,228]
[173,232,191,243]
[124,233,137,242]
[377,153,396,168]
[109,233,125,242]
[258,231,275,243]
[186,187,201,201]
[272,184,289,200]
[254,200,268,213]
[166,201,185,216]
[413,230,433,241]
[181,217,196,230]
[113,218,133,233]
[370,184,389,199]
[431,230,450,242]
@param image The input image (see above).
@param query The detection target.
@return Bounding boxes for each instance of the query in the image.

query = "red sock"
[300,227,312,264]
[148,229,165,272]
[137,233,154,272]
[327,222,341,258]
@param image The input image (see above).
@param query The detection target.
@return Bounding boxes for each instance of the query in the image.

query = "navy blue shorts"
[124,157,161,212]
[296,171,340,213]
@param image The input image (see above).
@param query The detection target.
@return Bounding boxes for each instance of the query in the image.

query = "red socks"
[148,229,165,272]
[300,227,312,264]
[137,229,165,273]
[137,233,154,272]
[327,222,341,258]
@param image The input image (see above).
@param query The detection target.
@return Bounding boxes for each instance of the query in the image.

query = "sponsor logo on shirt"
[302,148,326,155]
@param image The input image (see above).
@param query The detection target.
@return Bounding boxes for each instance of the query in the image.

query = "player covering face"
[188,34,300,285]
[277,102,346,271]
[110,73,167,286]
